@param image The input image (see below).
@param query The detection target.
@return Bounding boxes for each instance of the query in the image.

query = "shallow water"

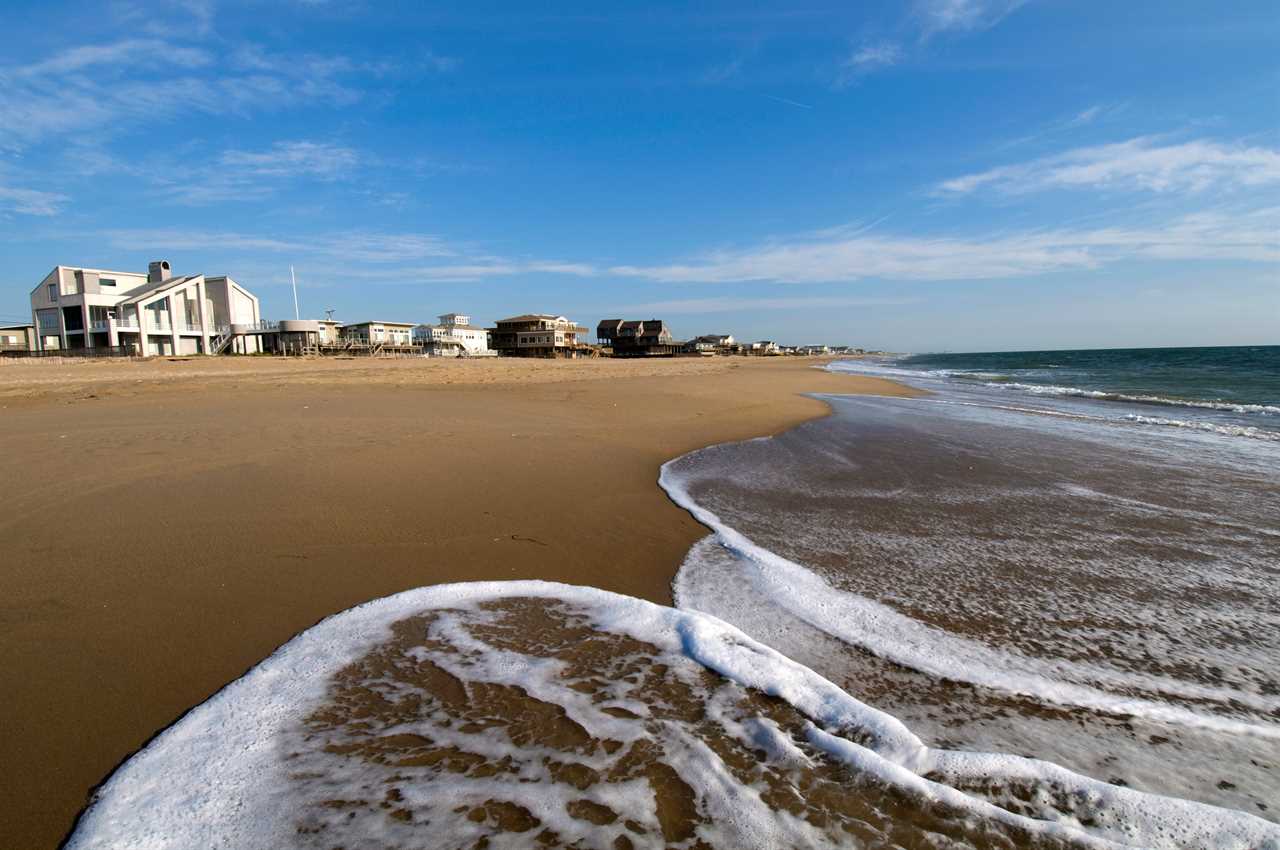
[64,584,1278,849]
[664,367,1280,829]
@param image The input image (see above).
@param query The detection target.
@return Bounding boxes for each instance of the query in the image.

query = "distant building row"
[12,260,862,358]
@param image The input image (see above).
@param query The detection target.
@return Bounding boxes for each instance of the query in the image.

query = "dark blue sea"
[845,345,1280,441]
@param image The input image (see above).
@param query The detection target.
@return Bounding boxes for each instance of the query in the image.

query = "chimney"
[148,260,171,283]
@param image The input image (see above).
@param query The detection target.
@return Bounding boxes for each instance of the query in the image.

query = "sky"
[0,0,1276,351]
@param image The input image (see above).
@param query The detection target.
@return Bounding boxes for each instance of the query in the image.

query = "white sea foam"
[1122,413,1280,442]
[985,382,1280,415]
[65,581,1279,850]
[659,455,1280,731]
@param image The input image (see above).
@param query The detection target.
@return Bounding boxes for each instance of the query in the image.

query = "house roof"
[117,274,204,307]
[495,313,570,323]
[340,320,417,329]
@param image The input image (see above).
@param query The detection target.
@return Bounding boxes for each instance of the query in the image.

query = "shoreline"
[0,355,919,849]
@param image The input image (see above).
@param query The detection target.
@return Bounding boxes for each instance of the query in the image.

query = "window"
[48,284,58,302]
[99,278,116,287]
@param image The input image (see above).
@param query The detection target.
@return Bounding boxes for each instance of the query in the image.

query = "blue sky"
[0,0,1276,351]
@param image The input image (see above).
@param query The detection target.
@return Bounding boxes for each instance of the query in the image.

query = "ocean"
[865,345,1280,442]
[666,346,1280,831]
[66,346,1280,849]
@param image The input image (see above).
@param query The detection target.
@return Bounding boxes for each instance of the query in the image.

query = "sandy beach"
[0,354,916,849]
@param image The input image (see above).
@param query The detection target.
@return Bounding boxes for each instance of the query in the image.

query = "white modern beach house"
[412,313,493,356]
[30,260,262,355]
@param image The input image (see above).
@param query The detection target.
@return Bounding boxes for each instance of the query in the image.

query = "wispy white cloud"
[97,205,1279,290]
[338,259,599,283]
[15,39,213,77]
[219,141,360,179]
[103,229,456,263]
[122,140,362,205]
[98,227,598,279]
[835,42,902,87]
[914,0,1027,39]
[1066,105,1103,128]
[179,0,217,35]
[851,43,903,70]
[610,207,1279,284]
[939,136,1280,196]
[325,233,455,263]
[613,295,922,315]
[834,0,1024,86]
[103,228,308,254]
[992,103,1128,152]
[701,57,745,85]
[0,38,385,151]
[0,184,69,216]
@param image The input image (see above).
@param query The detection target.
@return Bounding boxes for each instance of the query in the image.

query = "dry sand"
[0,354,917,848]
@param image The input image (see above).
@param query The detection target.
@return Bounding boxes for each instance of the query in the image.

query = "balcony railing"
[235,320,278,333]
[90,320,110,332]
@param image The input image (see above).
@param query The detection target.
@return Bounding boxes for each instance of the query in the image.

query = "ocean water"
[66,347,1280,849]
[665,349,1279,834]
[863,345,1280,442]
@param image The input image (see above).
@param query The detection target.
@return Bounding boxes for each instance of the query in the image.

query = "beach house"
[412,313,493,356]
[683,333,735,355]
[29,260,262,355]
[339,321,417,350]
[317,320,342,345]
[0,324,36,354]
[744,340,780,355]
[489,314,591,357]
[595,319,682,357]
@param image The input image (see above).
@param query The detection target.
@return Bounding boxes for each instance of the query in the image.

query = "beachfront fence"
[1,346,140,360]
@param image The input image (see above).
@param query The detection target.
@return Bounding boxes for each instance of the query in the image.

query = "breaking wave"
[979,381,1280,416]
[658,459,1280,736]
[64,582,1279,850]
[1121,414,1280,442]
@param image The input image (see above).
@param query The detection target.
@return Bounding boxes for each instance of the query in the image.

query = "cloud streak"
[219,141,360,179]
[99,228,599,281]
[610,207,1279,284]
[0,38,390,152]
[915,0,1028,39]
[612,295,923,315]
[939,136,1280,196]
[0,184,69,216]
[835,42,903,87]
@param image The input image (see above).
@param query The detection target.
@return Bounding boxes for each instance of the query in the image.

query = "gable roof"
[117,274,204,307]
[340,320,417,329]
